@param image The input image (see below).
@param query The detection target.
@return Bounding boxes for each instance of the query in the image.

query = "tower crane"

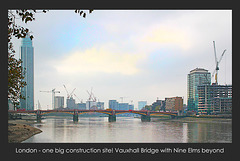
[87,88,97,102]
[63,84,70,99]
[212,41,227,85]
[73,93,82,103]
[40,88,60,110]
[69,88,76,98]
[63,84,76,99]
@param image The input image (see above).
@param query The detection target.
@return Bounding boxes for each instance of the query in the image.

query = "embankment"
[8,120,42,143]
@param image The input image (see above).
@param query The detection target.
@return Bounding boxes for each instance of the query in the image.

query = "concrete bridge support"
[170,115,177,119]
[141,115,151,122]
[108,114,116,122]
[73,111,79,122]
[36,110,42,122]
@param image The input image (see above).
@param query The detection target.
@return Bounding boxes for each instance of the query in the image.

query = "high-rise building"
[54,96,64,109]
[187,68,211,111]
[20,34,34,110]
[198,84,232,114]
[138,101,147,110]
[109,100,119,110]
[67,96,75,109]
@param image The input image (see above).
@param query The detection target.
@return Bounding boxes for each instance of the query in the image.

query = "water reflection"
[22,117,232,143]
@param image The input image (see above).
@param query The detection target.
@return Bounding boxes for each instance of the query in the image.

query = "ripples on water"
[23,117,232,143]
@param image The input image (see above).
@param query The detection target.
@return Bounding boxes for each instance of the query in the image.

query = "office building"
[165,97,183,112]
[86,100,97,110]
[118,103,129,110]
[97,101,104,110]
[54,96,64,109]
[67,96,75,109]
[151,99,165,111]
[138,101,147,110]
[76,103,86,110]
[109,100,119,110]
[198,84,232,114]
[129,104,134,110]
[20,34,34,110]
[187,68,211,111]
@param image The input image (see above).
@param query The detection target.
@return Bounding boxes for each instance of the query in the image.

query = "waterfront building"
[165,97,183,112]
[86,100,97,110]
[67,96,75,109]
[118,103,129,110]
[109,100,119,110]
[97,101,104,110]
[54,96,64,109]
[151,99,165,111]
[20,34,34,110]
[138,101,147,110]
[129,104,134,110]
[75,103,86,110]
[197,84,232,114]
[187,68,211,111]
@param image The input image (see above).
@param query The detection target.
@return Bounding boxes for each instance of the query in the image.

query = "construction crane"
[87,87,96,102]
[63,84,76,98]
[69,88,76,98]
[73,93,82,103]
[40,88,60,110]
[212,41,227,85]
[63,84,70,98]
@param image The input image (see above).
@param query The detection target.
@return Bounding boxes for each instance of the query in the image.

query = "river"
[22,116,232,143]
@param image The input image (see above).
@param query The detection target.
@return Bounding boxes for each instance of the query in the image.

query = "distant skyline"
[11,10,232,110]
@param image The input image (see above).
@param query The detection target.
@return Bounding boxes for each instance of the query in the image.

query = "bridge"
[8,109,178,122]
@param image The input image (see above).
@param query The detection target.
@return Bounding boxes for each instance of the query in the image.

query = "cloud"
[141,25,191,50]
[53,44,146,75]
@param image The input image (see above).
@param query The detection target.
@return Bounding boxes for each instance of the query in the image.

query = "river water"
[22,117,232,143]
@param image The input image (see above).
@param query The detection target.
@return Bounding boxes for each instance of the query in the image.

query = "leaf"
[80,11,83,16]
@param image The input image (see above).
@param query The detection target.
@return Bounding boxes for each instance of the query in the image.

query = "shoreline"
[8,119,42,143]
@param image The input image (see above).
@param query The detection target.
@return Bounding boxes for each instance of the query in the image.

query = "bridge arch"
[40,111,75,116]
[116,111,147,116]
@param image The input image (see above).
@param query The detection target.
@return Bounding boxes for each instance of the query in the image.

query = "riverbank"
[152,116,232,123]
[8,119,42,143]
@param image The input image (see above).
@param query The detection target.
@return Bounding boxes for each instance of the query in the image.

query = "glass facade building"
[109,100,119,110]
[187,68,211,111]
[118,103,129,110]
[54,96,64,109]
[20,35,34,110]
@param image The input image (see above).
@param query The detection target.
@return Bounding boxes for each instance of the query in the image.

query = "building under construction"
[197,84,232,114]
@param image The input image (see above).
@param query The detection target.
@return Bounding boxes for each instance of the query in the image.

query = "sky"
[11,10,232,110]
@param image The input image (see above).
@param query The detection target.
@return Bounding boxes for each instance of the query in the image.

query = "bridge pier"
[36,110,42,122]
[141,115,151,122]
[170,115,177,119]
[108,115,116,122]
[73,111,78,122]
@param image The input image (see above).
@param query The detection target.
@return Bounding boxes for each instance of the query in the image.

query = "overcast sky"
[11,10,232,110]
